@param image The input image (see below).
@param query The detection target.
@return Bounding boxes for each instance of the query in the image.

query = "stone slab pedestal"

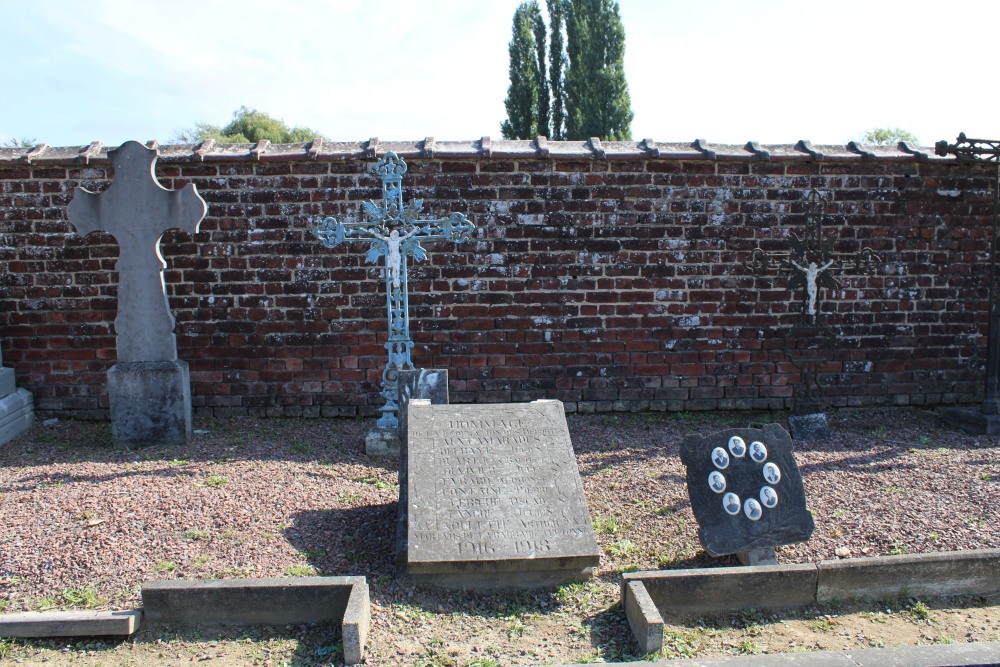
[939,406,1000,436]
[787,412,830,440]
[0,387,34,446]
[108,361,191,449]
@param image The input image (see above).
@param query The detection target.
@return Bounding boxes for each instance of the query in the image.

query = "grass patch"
[203,475,229,488]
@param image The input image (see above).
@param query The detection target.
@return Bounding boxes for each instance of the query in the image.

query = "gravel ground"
[0,407,998,666]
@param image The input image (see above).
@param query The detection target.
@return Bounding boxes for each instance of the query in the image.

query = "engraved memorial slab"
[681,424,813,559]
[405,399,599,589]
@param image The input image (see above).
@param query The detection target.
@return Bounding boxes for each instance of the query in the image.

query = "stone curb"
[142,576,369,665]
[0,576,369,666]
[621,549,1000,654]
[556,641,1000,666]
[0,609,141,638]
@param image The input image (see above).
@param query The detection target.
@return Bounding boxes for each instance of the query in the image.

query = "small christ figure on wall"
[788,258,836,318]
[746,189,880,325]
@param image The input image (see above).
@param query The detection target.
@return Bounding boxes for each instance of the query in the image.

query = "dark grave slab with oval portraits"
[681,423,813,557]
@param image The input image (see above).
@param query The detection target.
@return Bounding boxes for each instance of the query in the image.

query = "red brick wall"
[0,143,992,418]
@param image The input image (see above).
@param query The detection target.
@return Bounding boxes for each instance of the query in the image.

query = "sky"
[3,0,999,149]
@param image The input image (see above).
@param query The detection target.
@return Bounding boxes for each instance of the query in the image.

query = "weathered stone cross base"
[940,406,1000,435]
[108,361,192,449]
[364,425,400,457]
[0,385,34,446]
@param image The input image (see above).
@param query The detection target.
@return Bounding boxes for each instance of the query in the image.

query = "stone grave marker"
[403,399,599,589]
[395,368,449,568]
[0,343,34,446]
[67,141,206,448]
[681,423,813,564]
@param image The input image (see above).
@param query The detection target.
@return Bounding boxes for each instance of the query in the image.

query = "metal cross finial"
[314,152,475,430]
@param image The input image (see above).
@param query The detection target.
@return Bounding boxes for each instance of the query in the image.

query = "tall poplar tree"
[500,0,632,141]
[563,0,633,140]
[547,0,567,140]
[501,2,542,140]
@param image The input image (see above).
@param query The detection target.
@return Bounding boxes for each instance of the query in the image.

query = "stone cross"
[68,141,207,362]
[314,152,474,432]
[746,189,880,325]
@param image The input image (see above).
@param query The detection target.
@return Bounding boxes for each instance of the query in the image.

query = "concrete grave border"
[0,576,370,666]
[620,549,1000,654]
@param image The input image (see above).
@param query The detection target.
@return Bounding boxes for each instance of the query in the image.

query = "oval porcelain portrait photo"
[750,440,767,462]
[728,436,746,457]
[712,447,730,469]
[763,462,781,484]
[708,470,726,493]
[722,492,741,515]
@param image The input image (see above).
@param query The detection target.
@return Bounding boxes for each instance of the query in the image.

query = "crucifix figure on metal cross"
[314,152,475,431]
[746,189,881,325]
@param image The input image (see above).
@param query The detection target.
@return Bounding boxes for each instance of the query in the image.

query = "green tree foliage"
[174,107,323,144]
[501,3,543,140]
[563,0,633,140]
[500,0,633,141]
[2,137,37,148]
[547,0,567,140]
[532,5,550,138]
[859,127,919,145]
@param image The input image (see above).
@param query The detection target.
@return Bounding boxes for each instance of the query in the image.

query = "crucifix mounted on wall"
[747,189,880,326]
[746,189,881,438]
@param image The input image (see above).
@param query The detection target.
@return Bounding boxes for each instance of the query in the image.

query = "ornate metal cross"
[936,133,1000,416]
[746,189,880,325]
[314,152,475,431]
[746,189,881,413]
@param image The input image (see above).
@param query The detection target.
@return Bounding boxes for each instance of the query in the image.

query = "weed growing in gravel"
[888,541,908,555]
[832,508,847,519]
[736,638,763,655]
[0,638,24,659]
[907,599,931,622]
[592,516,629,535]
[214,567,249,579]
[203,475,229,488]
[190,554,210,568]
[184,528,209,540]
[554,580,602,605]
[981,472,993,481]
[285,565,317,577]
[605,539,640,558]
[657,627,709,658]
[811,616,837,630]
[167,458,190,466]
[60,586,106,609]
[338,490,363,503]
[154,561,176,573]
[393,603,433,623]
[291,440,313,454]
